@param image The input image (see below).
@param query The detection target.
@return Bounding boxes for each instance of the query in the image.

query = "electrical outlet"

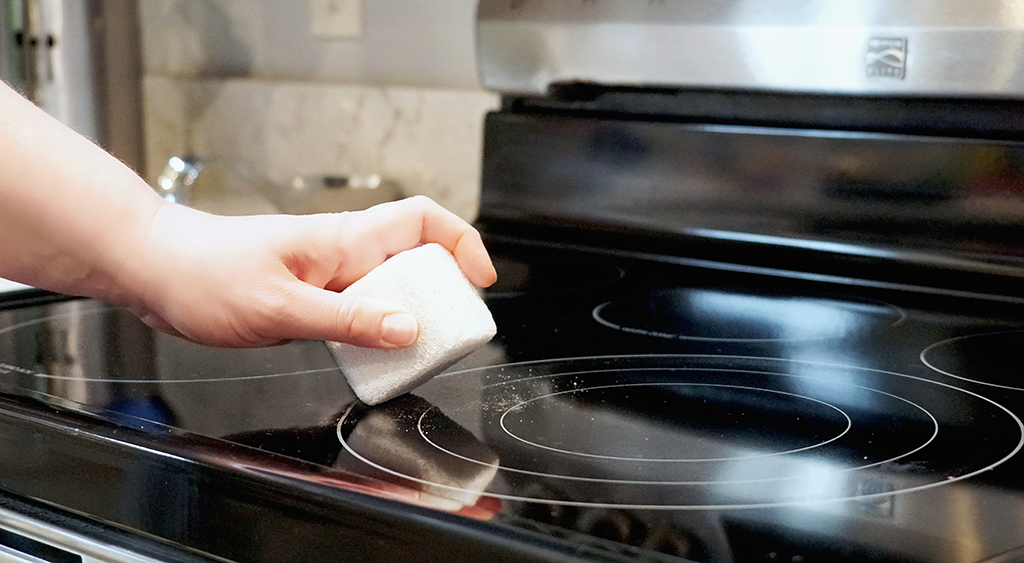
[309,0,362,39]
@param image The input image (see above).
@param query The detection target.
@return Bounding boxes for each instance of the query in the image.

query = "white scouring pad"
[326,243,496,405]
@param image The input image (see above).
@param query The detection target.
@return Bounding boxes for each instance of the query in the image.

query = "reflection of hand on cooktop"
[336,395,501,512]
[226,395,502,514]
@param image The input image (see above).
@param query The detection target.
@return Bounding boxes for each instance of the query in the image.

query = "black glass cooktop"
[1,241,1024,563]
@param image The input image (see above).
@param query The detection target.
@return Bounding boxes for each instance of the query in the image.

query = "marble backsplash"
[143,76,499,220]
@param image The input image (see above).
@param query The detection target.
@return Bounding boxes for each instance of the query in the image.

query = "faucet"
[154,156,204,204]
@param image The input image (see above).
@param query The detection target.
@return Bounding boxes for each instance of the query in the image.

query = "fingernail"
[381,313,418,347]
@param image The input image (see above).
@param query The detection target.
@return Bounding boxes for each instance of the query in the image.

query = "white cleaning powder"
[326,243,496,405]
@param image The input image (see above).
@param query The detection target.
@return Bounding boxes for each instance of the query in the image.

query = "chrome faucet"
[154,156,204,205]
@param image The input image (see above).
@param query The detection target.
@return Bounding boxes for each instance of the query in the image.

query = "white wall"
[139,0,482,88]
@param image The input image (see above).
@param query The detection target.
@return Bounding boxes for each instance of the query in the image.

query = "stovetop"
[1,238,1023,563]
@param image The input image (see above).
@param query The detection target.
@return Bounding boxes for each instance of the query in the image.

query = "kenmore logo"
[866,37,907,80]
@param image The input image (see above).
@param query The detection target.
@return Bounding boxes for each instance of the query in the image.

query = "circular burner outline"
[592,296,907,342]
[425,366,937,481]
[497,382,854,462]
[338,355,1021,510]
[921,330,1024,391]
[0,303,341,383]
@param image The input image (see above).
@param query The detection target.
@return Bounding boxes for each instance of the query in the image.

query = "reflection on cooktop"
[0,300,354,438]
[337,395,500,511]
[0,300,339,383]
[593,289,905,342]
[485,255,624,297]
[399,355,1022,510]
[922,330,1024,391]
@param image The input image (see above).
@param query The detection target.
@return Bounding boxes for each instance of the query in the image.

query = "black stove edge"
[0,393,692,563]
[0,289,72,309]
[504,87,1024,140]
[478,109,1024,294]
[477,220,1024,306]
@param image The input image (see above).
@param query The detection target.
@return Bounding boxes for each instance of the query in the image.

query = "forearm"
[0,81,163,304]
[0,82,497,350]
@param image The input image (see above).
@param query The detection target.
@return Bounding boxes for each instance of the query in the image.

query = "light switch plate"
[309,0,363,39]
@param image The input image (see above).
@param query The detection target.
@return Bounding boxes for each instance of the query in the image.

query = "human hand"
[0,81,495,348]
[121,196,497,348]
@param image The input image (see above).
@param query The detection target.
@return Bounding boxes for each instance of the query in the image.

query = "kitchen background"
[0,0,497,292]
[140,0,498,220]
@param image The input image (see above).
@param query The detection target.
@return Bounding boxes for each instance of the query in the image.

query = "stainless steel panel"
[0,506,173,563]
[477,0,1024,97]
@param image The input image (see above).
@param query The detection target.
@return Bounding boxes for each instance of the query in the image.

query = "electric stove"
[5,1,1024,562]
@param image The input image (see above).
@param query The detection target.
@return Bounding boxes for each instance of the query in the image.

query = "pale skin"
[0,81,497,349]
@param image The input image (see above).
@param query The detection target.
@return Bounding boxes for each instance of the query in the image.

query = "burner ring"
[420,365,939,485]
[497,382,853,463]
[0,302,339,383]
[922,330,1024,391]
[338,355,1022,510]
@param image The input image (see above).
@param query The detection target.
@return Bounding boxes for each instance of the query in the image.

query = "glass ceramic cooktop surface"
[1,244,1024,562]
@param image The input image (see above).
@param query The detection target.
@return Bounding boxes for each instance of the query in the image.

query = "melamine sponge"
[326,243,496,405]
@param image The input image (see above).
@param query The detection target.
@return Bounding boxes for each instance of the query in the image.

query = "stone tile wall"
[139,0,498,221]
[144,77,498,219]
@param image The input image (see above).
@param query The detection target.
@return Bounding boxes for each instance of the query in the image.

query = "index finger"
[340,196,497,288]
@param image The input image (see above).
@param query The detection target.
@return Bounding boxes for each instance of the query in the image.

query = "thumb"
[287,285,419,349]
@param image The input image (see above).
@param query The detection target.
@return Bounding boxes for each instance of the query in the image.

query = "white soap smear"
[326,243,496,405]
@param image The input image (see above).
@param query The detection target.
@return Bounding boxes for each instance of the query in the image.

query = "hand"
[0,81,495,350]
[121,196,497,348]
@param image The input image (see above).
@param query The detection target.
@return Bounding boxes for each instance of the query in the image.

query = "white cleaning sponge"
[326,243,496,405]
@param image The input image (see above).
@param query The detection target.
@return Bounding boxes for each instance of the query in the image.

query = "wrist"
[107,198,198,314]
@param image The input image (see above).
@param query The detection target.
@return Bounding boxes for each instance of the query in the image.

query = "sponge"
[326,243,496,405]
